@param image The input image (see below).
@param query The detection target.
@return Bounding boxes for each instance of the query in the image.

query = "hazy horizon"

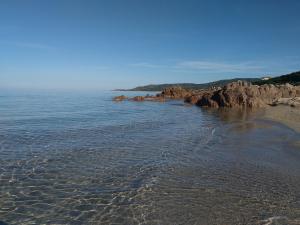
[1,0,300,91]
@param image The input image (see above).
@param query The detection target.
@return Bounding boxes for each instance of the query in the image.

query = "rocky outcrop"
[130,96,145,101]
[113,86,192,102]
[114,82,300,108]
[113,95,128,101]
[113,94,165,102]
[159,86,192,99]
[187,81,300,108]
[130,95,165,102]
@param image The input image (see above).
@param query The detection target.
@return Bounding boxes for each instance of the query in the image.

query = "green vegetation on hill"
[253,71,300,86]
[116,71,300,92]
[125,78,259,91]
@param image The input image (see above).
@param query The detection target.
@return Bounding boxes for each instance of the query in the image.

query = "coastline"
[113,82,300,134]
[262,105,300,133]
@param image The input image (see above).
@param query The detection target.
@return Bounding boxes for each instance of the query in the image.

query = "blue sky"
[1,0,300,90]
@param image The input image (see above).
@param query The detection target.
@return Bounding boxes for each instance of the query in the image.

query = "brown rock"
[196,81,300,108]
[146,96,165,102]
[185,94,203,104]
[161,86,192,99]
[113,82,300,108]
[113,95,127,101]
[130,96,145,101]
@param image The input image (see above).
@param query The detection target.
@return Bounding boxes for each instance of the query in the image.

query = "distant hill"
[116,71,300,92]
[253,71,300,86]
[120,78,260,91]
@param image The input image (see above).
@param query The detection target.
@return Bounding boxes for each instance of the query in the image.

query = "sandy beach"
[263,105,300,133]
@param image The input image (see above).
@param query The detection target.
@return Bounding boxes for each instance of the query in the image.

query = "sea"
[0,90,299,225]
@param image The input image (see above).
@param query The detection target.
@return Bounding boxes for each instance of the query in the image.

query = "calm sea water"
[0,91,299,225]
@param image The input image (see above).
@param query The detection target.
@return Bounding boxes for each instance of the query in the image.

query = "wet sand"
[263,105,300,133]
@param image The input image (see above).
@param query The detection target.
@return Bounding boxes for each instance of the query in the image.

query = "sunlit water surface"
[0,91,299,225]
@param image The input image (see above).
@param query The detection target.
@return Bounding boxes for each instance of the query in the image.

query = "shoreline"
[113,81,300,135]
[262,105,300,133]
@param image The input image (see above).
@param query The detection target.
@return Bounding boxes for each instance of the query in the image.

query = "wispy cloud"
[176,60,264,73]
[129,60,264,73]
[1,41,55,51]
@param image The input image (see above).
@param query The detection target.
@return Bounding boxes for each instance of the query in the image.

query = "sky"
[1,0,300,90]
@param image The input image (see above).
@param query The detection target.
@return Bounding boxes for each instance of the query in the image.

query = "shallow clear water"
[0,91,299,225]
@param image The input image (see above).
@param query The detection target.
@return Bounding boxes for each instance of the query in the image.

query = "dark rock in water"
[193,81,300,108]
[113,95,128,101]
